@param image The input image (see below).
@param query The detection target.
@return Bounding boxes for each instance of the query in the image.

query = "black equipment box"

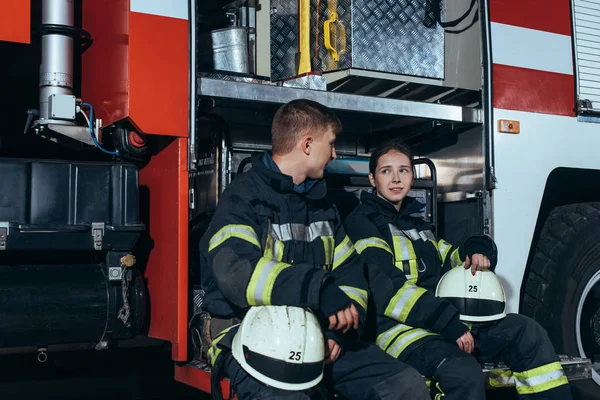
[0,158,144,251]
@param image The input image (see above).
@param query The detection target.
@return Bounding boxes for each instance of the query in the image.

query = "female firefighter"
[343,138,572,400]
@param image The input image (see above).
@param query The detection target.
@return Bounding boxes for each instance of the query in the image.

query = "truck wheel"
[522,203,600,398]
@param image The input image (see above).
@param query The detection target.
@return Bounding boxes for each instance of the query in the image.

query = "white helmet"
[231,305,325,391]
[435,267,507,323]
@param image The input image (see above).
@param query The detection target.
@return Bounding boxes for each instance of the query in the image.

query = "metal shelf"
[197,77,482,124]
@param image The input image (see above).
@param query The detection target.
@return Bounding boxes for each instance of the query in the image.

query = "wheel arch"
[519,166,600,311]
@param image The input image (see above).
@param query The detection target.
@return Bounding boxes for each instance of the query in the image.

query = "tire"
[522,202,600,399]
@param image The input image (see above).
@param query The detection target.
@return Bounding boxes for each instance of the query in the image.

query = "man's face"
[306,128,337,180]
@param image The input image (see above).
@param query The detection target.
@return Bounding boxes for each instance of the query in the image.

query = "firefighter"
[198,100,431,400]
[342,137,572,400]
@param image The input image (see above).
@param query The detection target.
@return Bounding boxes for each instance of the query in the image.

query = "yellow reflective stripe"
[489,370,514,387]
[434,382,445,400]
[376,323,412,351]
[333,235,355,270]
[513,362,569,394]
[437,240,452,263]
[408,259,418,284]
[424,378,431,388]
[340,285,368,311]
[450,248,463,268]
[355,237,393,255]
[391,235,417,262]
[207,326,236,366]
[388,329,436,358]
[246,258,291,305]
[209,224,261,252]
[384,283,427,322]
[321,236,334,267]
[264,234,285,262]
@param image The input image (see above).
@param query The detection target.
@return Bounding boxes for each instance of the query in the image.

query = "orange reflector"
[498,119,520,134]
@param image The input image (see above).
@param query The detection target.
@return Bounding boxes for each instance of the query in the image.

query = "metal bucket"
[198,27,249,74]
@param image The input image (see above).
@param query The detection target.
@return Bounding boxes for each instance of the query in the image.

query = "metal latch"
[92,222,105,251]
[0,223,8,251]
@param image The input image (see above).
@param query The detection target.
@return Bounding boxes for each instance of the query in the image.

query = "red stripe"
[489,0,572,36]
[493,64,575,116]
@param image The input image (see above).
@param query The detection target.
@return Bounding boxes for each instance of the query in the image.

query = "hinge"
[0,223,8,251]
[92,222,105,251]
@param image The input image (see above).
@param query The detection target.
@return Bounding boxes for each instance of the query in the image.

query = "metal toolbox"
[270,0,445,82]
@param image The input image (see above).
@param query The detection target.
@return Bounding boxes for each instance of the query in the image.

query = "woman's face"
[369,150,414,210]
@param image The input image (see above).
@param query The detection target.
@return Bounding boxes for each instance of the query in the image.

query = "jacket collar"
[251,152,327,200]
[360,190,423,217]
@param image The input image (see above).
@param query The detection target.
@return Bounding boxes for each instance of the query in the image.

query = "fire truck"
[0,0,599,398]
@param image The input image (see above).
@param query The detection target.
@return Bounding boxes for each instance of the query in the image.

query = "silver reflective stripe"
[209,224,260,251]
[438,240,452,257]
[251,259,279,305]
[355,237,392,254]
[396,236,412,260]
[515,370,565,389]
[388,285,421,321]
[403,229,420,241]
[333,236,355,267]
[388,224,405,237]
[271,221,334,242]
[388,329,430,357]
[340,286,368,309]
[376,323,410,349]
[419,230,436,242]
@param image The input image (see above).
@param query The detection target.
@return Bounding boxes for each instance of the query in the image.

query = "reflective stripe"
[420,229,437,242]
[207,326,236,366]
[391,235,417,261]
[340,286,368,311]
[489,370,515,387]
[437,240,452,263]
[384,283,427,322]
[513,362,569,394]
[450,248,463,268]
[355,237,393,255]
[264,233,285,262]
[434,382,444,400]
[246,258,291,306]
[388,224,405,237]
[333,235,355,270]
[321,236,334,268]
[376,323,412,351]
[403,229,420,241]
[209,224,261,252]
[388,329,436,358]
[396,259,419,284]
[271,221,334,242]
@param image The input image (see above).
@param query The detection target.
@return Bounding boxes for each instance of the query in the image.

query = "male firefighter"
[343,137,572,400]
[199,99,431,399]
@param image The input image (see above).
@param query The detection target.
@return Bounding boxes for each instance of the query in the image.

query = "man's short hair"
[271,99,343,155]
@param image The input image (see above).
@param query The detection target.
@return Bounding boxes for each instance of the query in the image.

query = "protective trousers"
[403,314,572,400]
[220,339,431,400]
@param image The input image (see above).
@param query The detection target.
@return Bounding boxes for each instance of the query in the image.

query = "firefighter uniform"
[199,152,430,400]
[343,191,571,400]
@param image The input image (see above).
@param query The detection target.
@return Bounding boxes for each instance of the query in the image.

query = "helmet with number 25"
[435,267,507,323]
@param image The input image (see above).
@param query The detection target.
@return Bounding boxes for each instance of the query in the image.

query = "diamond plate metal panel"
[270,0,300,81]
[352,0,444,79]
[311,0,353,73]
[271,0,445,81]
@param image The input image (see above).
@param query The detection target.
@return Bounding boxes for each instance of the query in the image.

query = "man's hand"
[464,254,491,276]
[456,331,475,354]
[324,339,342,364]
[328,303,359,333]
